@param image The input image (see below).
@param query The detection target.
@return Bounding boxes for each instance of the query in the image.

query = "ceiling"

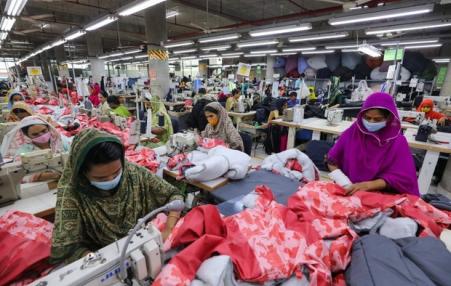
[1,0,451,61]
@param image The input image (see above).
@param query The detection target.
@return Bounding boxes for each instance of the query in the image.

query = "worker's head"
[10,93,23,103]
[204,103,223,127]
[278,88,285,97]
[80,141,124,190]
[289,91,297,100]
[107,95,121,109]
[419,99,434,113]
[22,124,51,145]
[11,102,33,120]
[362,108,391,132]
[198,88,206,95]
[100,91,108,103]
[232,88,240,99]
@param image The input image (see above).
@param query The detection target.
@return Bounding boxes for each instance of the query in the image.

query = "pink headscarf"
[89,83,101,107]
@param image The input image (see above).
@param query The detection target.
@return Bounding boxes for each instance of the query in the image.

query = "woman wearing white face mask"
[50,129,183,264]
[327,92,419,196]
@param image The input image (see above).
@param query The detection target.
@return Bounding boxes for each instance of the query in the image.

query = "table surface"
[163,101,185,106]
[163,168,228,192]
[404,128,451,153]
[228,111,256,117]
[0,187,57,218]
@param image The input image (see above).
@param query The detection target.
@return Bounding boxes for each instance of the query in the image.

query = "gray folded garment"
[379,217,418,240]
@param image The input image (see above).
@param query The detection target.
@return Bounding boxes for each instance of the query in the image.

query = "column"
[144,1,169,99]
[86,32,105,83]
[54,45,66,64]
[439,61,451,97]
[39,53,51,81]
[265,56,274,83]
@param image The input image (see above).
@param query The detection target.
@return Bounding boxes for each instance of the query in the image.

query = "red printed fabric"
[48,98,59,106]
[36,106,54,115]
[166,153,193,179]
[0,211,54,286]
[124,147,160,173]
[32,98,49,105]
[199,138,228,149]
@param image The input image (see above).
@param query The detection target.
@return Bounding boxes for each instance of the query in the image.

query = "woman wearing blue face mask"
[50,128,183,264]
[327,92,419,197]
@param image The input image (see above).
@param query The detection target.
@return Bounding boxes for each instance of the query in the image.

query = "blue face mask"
[90,170,122,191]
[362,119,386,132]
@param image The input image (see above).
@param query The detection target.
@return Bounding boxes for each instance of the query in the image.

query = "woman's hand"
[38,171,61,182]
[162,211,180,241]
[438,117,446,126]
[346,179,387,196]
[151,127,165,135]
[150,137,160,143]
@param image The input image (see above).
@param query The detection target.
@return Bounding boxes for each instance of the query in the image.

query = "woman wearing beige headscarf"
[7,102,34,122]
[201,102,244,151]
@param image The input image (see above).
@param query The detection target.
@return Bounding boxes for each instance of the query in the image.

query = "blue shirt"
[287,99,299,108]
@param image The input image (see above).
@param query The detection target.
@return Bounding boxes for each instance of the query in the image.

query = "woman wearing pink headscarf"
[328,92,419,196]
[88,83,101,107]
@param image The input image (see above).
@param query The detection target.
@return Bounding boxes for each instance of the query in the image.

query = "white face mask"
[89,170,122,191]
[362,119,386,132]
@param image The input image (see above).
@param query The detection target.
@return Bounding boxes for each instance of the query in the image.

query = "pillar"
[39,53,50,81]
[86,32,105,83]
[144,1,169,99]
[54,45,66,64]
[265,56,274,83]
[439,61,451,97]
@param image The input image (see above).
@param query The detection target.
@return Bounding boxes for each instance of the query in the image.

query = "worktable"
[227,111,256,130]
[163,168,229,192]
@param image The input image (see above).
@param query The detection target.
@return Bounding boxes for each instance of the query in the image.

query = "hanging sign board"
[383,48,404,61]
[436,66,448,88]
[237,62,251,77]
[386,65,396,79]
[26,66,43,76]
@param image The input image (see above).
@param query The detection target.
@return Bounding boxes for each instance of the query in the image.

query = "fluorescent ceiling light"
[289,32,348,43]
[0,17,16,32]
[342,49,360,53]
[134,54,148,58]
[0,32,8,41]
[121,57,133,60]
[251,63,266,66]
[329,4,433,25]
[6,0,27,16]
[250,49,277,54]
[404,43,442,49]
[270,53,297,56]
[244,54,267,58]
[65,30,86,41]
[181,56,197,60]
[51,39,66,47]
[166,11,179,18]
[164,40,194,48]
[199,54,218,58]
[379,39,439,46]
[222,55,241,59]
[282,47,316,52]
[433,58,450,63]
[249,23,312,37]
[85,15,117,31]
[123,49,141,55]
[237,40,278,48]
[173,48,197,54]
[326,44,357,49]
[358,43,381,57]
[201,45,231,51]
[118,0,167,16]
[168,57,179,61]
[221,52,243,56]
[366,20,451,35]
[302,50,335,55]
[198,33,241,43]
[109,58,123,62]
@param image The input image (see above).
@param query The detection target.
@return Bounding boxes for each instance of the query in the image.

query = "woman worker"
[7,90,25,109]
[1,115,69,182]
[142,95,174,148]
[327,92,419,196]
[202,102,244,151]
[7,102,34,122]
[417,98,448,126]
[107,95,131,118]
[50,129,183,264]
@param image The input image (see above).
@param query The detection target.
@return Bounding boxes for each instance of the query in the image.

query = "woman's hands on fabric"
[150,137,160,143]
[38,171,61,182]
[438,117,446,126]
[346,179,387,196]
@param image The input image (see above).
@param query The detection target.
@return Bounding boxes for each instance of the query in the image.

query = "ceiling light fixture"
[358,43,382,57]
[123,49,141,55]
[288,32,348,43]
[270,52,297,56]
[134,54,148,58]
[404,43,442,49]
[325,44,357,49]
[366,20,451,35]
[166,10,179,18]
[341,49,360,53]
[302,50,335,55]
[164,40,194,48]
[172,48,197,54]
[330,4,433,25]
[181,56,197,60]
[199,54,218,58]
[244,54,267,57]
[118,0,167,16]
[250,49,277,54]
[221,55,241,59]
[237,40,279,48]
[200,45,231,51]
[85,15,117,31]
[433,58,450,63]
[249,23,312,37]
[5,0,27,16]
[221,52,243,56]
[50,39,66,48]
[65,30,86,41]
[282,47,316,52]
[0,17,16,32]
[379,39,439,46]
[0,32,8,41]
[198,33,241,43]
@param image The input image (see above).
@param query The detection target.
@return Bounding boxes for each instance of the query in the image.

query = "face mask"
[90,170,122,191]
[362,119,386,132]
[207,117,219,126]
[32,132,51,144]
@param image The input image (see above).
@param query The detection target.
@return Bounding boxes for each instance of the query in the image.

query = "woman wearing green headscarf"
[142,95,173,148]
[50,128,183,264]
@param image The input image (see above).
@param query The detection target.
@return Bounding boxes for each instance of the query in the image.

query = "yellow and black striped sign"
[148,49,169,61]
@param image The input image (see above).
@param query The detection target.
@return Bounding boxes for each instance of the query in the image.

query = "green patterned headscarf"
[144,95,174,148]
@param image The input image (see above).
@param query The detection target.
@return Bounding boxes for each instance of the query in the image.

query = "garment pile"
[155,181,451,286]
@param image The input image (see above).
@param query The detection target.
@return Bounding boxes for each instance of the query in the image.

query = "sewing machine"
[283,108,294,121]
[0,150,67,206]
[166,132,197,154]
[398,110,425,124]
[31,224,163,286]
[325,109,344,126]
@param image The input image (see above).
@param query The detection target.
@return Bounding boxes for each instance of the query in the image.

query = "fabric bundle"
[124,147,160,173]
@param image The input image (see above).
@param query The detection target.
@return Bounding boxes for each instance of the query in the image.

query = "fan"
[188,0,232,34]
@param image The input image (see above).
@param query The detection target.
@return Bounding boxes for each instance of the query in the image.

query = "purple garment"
[328,92,419,196]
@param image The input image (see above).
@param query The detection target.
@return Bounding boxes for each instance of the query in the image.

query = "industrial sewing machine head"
[398,110,425,125]
[31,224,163,286]
[0,150,67,206]
[167,132,197,154]
[325,109,344,126]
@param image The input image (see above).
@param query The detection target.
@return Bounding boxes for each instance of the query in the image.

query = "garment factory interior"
[1,0,451,285]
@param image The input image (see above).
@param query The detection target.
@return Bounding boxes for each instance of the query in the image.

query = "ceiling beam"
[172,0,247,23]
[287,0,311,11]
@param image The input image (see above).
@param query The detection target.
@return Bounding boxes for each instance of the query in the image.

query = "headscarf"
[51,128,182,264]
[7,90,25,109]
[88,83,101,107]
[328,92,419,196]
[8,102,34,122]
[201,102,244,151]
[416,99,446,121]
[148,95,173,146]
[1,115,64,158]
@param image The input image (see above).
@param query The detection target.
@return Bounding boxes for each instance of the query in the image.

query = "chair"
[239,131,253,156]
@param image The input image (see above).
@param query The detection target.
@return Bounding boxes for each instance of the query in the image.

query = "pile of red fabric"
[199,138,228,149]
[48,98,59,106]
[36,106,54,115]
[155,182,451,286]
[125,147,159,173]
[0,211,54,286]
[166,153,193,180]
